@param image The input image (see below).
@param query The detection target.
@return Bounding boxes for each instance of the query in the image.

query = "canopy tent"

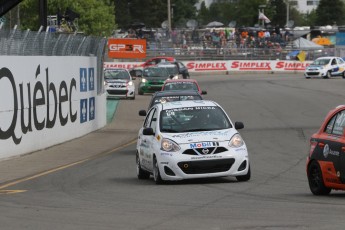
[292,37,324,49]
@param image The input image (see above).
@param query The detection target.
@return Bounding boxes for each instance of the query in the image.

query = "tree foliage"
[19,0,115,36]
[315,0,345,25]
[115,0,197,29]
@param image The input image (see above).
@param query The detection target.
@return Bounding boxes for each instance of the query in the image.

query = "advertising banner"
[108,39,147,59]
[0,56,106,159]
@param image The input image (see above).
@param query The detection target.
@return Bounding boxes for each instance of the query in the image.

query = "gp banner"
[104,60,312,72]
[107,39,146,59]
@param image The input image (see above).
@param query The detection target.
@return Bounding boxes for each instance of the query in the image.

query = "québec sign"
[0,65,96,145]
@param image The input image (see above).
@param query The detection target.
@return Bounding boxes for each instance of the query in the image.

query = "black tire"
[136,153,150,179]
[129,94,135,100]
[325,71,331,78]
[342,71,345,79]
[236,165,251,182]
[138,89,144,95]
[153,156,163,184]
[307,161,331,195]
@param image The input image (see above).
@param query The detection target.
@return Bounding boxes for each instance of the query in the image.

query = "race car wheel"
[138,89,144,95]
[236,165,251,182]
[307,161,331,195]
[325,71,331,78]
[136,153,150,179]
[342,71,345,79]
[130,94,135,100]
[153,156,163,184]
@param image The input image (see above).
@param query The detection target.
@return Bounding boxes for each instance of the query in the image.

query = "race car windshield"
[312,59,330,65]
[104,70,130,80]
[164,82,198,91]
[151,95,202,107]
[143,68,169,78]
[160,106,231,133]
[164,66,179,75]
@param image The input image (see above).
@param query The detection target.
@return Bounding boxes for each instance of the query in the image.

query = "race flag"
[258,12,271,23]
[297,51,306,62]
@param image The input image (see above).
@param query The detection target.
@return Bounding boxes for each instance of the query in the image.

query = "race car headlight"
[161,138,180,152]
[141,78,147,83]
[128,81,133,86]
[228,134,244,148]
[173,75,179,79]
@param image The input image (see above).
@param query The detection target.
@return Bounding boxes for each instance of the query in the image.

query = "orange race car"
[306,105,345,195]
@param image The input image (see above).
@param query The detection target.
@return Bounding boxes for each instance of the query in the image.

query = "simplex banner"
[104,60,312,72]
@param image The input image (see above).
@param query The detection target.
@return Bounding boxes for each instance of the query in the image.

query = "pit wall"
[0,56,106,160]
[104,60,312,72]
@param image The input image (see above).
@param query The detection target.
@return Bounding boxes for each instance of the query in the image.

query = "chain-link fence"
[0,25,107,94]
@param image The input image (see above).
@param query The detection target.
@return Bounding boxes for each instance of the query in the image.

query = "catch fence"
[0,25,107,93]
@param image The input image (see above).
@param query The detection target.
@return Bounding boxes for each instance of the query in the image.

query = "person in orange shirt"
[241,30,248,39]
[258,30,264,38]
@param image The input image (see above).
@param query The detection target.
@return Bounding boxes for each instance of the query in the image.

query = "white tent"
[293,37,324,49]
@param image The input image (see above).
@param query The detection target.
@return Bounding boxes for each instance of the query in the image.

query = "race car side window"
[331,59,336,65]
[325,114,337,134]
[144,108,155,128]
[332,110,345,136]
[149,109,158,134]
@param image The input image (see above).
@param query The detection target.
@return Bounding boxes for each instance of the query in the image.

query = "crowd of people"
[120,26,295,55]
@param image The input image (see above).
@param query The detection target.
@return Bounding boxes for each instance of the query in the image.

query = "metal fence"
[0,25,107,94]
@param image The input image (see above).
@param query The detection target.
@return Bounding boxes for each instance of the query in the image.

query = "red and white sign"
[107,39,146,59]
[105,60,312,72]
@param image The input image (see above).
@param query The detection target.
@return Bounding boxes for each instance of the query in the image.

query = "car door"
[138,108,155,170]
[144,107,159,172]
[332,110,345,183]
[315,110,345,181]
[330,58,339,74]
[336,57,345,75]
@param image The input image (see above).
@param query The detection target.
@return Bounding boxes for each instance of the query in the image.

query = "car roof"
[164,79,197,83]
[316,56,340,59]
[104,68,128,71]
[156,63,177,67]
[159,100,218,110]
[153,90,202,97]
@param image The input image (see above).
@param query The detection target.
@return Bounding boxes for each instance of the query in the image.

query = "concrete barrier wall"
[104,60,312,72]
[0,56,106,160]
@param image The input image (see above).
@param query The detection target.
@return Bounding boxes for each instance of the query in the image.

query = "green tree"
[267,0,286,27]
[19,0,115,36]
[315,0,345,25]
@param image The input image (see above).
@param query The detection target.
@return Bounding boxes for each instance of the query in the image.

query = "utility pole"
[167,0,171,32]
[39,0,47,29]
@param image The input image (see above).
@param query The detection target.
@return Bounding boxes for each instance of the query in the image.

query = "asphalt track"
[1,73,345,230]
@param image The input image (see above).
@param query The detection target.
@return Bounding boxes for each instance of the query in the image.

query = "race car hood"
[105,79,128,84]
[164,129,236,144]
[143,77,168,82]
[307,64,326,68]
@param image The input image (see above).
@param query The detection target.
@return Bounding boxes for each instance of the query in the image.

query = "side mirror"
[201,90,207,95]
[143,127,154,136]
[139,110,147,116]
[169,75,174,79]
[234,122,244,130]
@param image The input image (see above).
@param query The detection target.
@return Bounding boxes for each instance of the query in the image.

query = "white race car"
[136,100,250,184]
[304,56,345,79]
[104,68,135,99]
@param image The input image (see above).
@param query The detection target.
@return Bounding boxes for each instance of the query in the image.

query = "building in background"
[195,0,320,13]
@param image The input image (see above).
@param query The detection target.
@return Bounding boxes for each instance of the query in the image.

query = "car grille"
[183,146,228,155]
[178,159,235,174]
[109,85,126,88]
[107,89,128,95]
[306,72,319,75]
[150,81,163,85]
